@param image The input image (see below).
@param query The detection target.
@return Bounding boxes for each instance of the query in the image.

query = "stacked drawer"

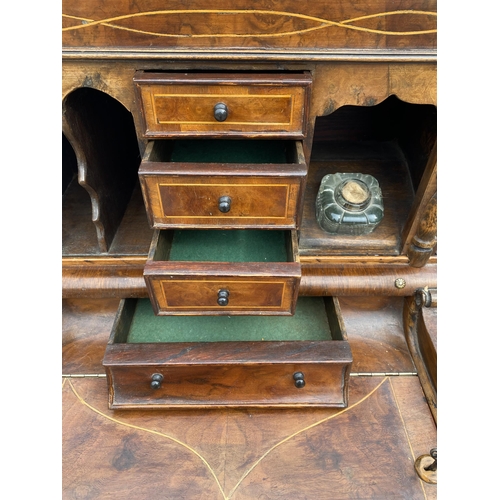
[103,71,353,408]
[132,71,311,139]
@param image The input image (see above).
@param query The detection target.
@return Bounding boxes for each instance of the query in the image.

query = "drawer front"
[144,262,301,316]
[140,174,305,229]
[134,72,312,138]
[106,362,350,408]
[103,298,352,408]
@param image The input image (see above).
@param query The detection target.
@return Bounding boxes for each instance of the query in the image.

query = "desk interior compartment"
[144,228,301,316]
[103,296,352,409]
[300,95,437,258]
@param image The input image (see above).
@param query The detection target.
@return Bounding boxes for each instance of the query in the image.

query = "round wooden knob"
[217,289,230,306]
[293,372,305,388]
[150,373,163,389]
[218,196,232,213]
[214,102,228,122]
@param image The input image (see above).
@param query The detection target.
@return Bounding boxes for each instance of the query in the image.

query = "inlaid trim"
[159,279,287,310]
[65,376,389,500]
[152,93,293,126]
[63,9,437,38]
[156,183,292,220]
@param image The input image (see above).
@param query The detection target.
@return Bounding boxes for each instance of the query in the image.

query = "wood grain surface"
[63,297,436,497]
[134,72,311,138]
[63,298,120,375]
[403,296,437,424]
[338,296,416,374]
[62,0,437,53]
[63,375,436,499]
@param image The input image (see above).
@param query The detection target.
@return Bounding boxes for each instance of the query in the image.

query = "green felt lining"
[126,298,335,343]
[170,139,289,164]
[168,229,289,262]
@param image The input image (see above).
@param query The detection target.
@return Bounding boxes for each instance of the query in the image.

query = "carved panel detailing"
[312,63,436,118]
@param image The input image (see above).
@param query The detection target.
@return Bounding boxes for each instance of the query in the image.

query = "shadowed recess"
[171,139,289,163]
[169,229,288,262]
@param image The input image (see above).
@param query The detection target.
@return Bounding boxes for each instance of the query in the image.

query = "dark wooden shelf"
[62,175,100,256]
[62,179,153,257]
[62,179,153,298]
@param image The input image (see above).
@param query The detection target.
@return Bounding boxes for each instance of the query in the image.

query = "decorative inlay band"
[156,183,291,220]
[65,377,389,500]
[160,280,286,309]
[62,9,437,38]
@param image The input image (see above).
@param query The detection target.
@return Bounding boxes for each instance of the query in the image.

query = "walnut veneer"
[62,0,437,427]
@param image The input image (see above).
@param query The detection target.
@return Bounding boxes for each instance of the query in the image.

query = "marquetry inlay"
[159,279,287,310]
[63,9,437,38]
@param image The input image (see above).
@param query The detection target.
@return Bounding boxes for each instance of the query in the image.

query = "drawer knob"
[293,372,306,388]
[150,373,164,390]
[217,289,230,306]
[214,102,228,122]
[218,196,232,213]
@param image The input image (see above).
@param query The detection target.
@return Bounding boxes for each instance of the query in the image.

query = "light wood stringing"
[134,72,312,137]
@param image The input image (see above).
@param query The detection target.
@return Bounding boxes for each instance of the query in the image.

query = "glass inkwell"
[316,173,384,235]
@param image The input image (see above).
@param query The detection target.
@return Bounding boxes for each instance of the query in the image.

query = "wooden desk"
[62,1,437,495]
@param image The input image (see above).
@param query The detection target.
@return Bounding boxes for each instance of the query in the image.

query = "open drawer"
[144,229,301,316]
[103,296,352,409]
[138,139,307,230]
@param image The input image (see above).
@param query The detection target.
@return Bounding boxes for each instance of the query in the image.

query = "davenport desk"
[62,1,437,498]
